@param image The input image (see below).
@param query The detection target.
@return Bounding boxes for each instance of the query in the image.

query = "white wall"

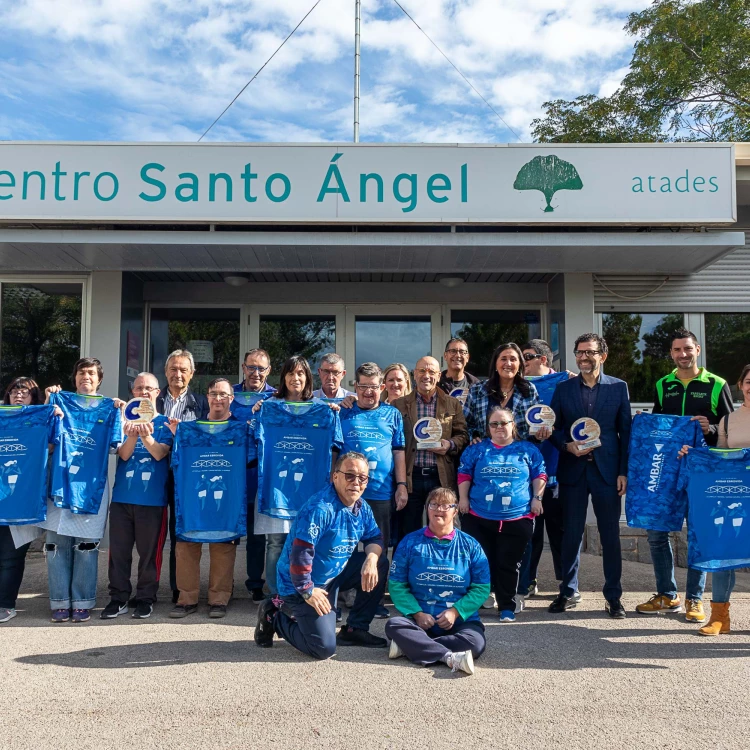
[85,271,123,398]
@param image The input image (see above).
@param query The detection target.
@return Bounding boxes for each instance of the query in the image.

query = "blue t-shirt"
[0,405,59,524]
[458,439,546,520]
[339,403,405,501]
[231,390,274,424]
[626,412,705,532]
[276,484,382,598]
[389,528,490,623]
[680,447,750,571]
[50,391,122,515]
[172,419,250,542]
[112,414,174,507]
[527,370,569,486]
[251,400,343,520]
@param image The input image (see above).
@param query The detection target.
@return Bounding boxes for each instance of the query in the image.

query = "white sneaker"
[388,639,404,660]
[514,594,525,613]
[0,608,17,623]
[481,593,496,609]
[449,650,475,675]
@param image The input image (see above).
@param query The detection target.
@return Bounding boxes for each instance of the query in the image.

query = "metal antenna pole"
[354,0,361,142]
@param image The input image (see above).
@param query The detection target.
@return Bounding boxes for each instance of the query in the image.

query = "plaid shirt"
[414,390,438,468]
[463,381,540,441]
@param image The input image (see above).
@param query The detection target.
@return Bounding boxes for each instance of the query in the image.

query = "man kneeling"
[255,452,388,658]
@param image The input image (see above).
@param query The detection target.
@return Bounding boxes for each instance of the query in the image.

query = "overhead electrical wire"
[390,0,524,142]
[198,0,325,142]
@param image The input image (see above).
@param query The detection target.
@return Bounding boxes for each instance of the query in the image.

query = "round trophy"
[525,405,555,436]
[571,417,601,450]
[414,417,443,450]
[449,387,469,405]
[123,397,156,424]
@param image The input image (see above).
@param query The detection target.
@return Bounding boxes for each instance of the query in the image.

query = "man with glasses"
[438,337,478,400]
[313,353,355,401]
[234,349,275,601]
[391,356,469,547]
[339,363,407,617]
[548,333,631,619]
[103,372,172,621]
[636,328,733,623]
[255,452,388,657]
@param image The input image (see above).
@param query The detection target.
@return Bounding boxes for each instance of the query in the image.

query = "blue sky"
[0,0,649,144]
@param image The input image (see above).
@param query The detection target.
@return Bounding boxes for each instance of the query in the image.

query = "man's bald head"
[414,356,440,398]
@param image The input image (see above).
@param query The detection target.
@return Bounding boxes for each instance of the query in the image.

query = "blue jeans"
[646,529,706,601]
[265,533,287,596]
[711,570,735,603]
[45,531,100,610]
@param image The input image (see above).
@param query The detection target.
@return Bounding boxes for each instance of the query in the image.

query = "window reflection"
[705,313,750,400]
[355,317,431,373]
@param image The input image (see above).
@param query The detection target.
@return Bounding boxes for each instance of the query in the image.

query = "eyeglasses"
[10,387,31,396]
[522,353,542,362]
[445,348,469,356]
[415,368,439,376]
[355,384,380,393]
[207,392,232,400]
[488,420,513,428]
[337,472,369,485]
[132,386,159,394]
[427,503,458,511]
[243,364,269,373]
[320,368,344,377]
[574,350,601,358]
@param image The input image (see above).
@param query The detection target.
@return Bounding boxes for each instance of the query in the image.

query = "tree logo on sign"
[513,155,583,213]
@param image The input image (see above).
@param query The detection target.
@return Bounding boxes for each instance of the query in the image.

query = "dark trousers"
[559,462,622,600]
[108,502,168,604]
[518,485,564,592]
[462,514,533,612]
[244,503,265,593]
[365,498,392,551]
[0,525,30,610]
[274,549,389,660]
[395,468,439,548]
[385,616,486,666]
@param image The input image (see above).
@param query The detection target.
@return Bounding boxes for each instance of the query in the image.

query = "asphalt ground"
[2,546,750,750]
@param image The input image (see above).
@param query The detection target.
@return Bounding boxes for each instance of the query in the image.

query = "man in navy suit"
[548,333,631,618]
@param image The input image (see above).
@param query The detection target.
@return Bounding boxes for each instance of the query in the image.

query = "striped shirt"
[463,381,540,441]
[414,390,438,469]
[163,390,195,422]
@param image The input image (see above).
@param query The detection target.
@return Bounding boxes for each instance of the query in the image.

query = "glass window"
[150,307,240,395]
[601,313,684,403]
[0,282,83,391]
[705,313,750,400]
[355,316,431,374]
[259,315,336,389]
[451,309,541,379]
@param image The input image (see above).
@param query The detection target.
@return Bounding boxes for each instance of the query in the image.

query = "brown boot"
[698,601,730,636]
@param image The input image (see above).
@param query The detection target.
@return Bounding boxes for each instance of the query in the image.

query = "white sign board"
[187,340,214,363]
[0,142,736,224]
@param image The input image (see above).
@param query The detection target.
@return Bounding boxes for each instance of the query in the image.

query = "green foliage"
[532,0,750,142]
[705,313,750,395]
[513,155,583,212]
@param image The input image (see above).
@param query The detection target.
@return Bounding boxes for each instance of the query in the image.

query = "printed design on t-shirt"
[0,458,22,500]
[274,434,313,505]
[191,457,232,468]
[480,466,521,475]
[415,571,465,583]
[192,460,229,512]
[125,456,155,492]
[709,499,746,537]
[308,521,320,539]
[0,442,27,453]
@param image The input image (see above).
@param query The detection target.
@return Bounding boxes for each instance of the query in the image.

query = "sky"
[0,0,651,144]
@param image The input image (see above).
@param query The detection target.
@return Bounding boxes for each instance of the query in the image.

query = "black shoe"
[250,588,265,603]
[100,600,128,619]
[169,603,197,619]
[548,595,577,613]
[336,626,387,648]
[209,604,227,619]
[171,590,180,604]
[605,598,626,619]
[132,601,153,619]
[255,599,278,648]
[128,597,138,609]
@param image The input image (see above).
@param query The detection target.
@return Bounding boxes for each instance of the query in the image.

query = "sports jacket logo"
[415,572,465,583]
[191,458,232,468]
[274,440,314,451]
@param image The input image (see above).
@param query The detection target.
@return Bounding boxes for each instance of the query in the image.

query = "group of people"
[0,326,745,676]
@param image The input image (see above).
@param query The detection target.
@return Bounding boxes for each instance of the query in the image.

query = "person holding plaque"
[391,357,469,549]
[438,337,478,404]
[548,333,631,618]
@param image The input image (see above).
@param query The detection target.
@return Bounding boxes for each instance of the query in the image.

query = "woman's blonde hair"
[382,363,413,398]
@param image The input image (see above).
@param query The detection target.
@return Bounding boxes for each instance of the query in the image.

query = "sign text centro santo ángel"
[0,142,736,225]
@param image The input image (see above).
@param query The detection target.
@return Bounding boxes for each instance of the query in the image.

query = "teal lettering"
[93,172,118,201]
[393,173,417,213]
[660,177,671,193]
[139,163,166,202]
[427,173,451,203]
[709,177,719,192]
[317,153,350,202]
[240,163,258,203]
[209,172,232,202]
[461,163,468,202]
[360,173,384,202]
[175,172,199,202]
[73,171,90,201]
[632,177,644,193]
[693,176,705,192]
[22,171,45,200]
[647,176,656,193]
[675,170,689,193]
[0,170,15,200]
[52,161,67,201]
[265,173,291,203]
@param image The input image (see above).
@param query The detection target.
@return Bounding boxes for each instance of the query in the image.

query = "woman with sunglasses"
[385,487,490,675]
[458,406,546,622]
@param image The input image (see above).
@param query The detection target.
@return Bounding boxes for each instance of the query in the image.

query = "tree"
[531,0,750,142]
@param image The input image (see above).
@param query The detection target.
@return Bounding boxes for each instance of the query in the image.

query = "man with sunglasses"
[548,333,631,619]
[438,337,478,399]
[255,452,388,657]
[234,349,276,601]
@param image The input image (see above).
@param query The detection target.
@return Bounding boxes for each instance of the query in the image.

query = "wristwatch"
[300,588,313,601]
[396,481,408,487]
[532,494,543,501]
